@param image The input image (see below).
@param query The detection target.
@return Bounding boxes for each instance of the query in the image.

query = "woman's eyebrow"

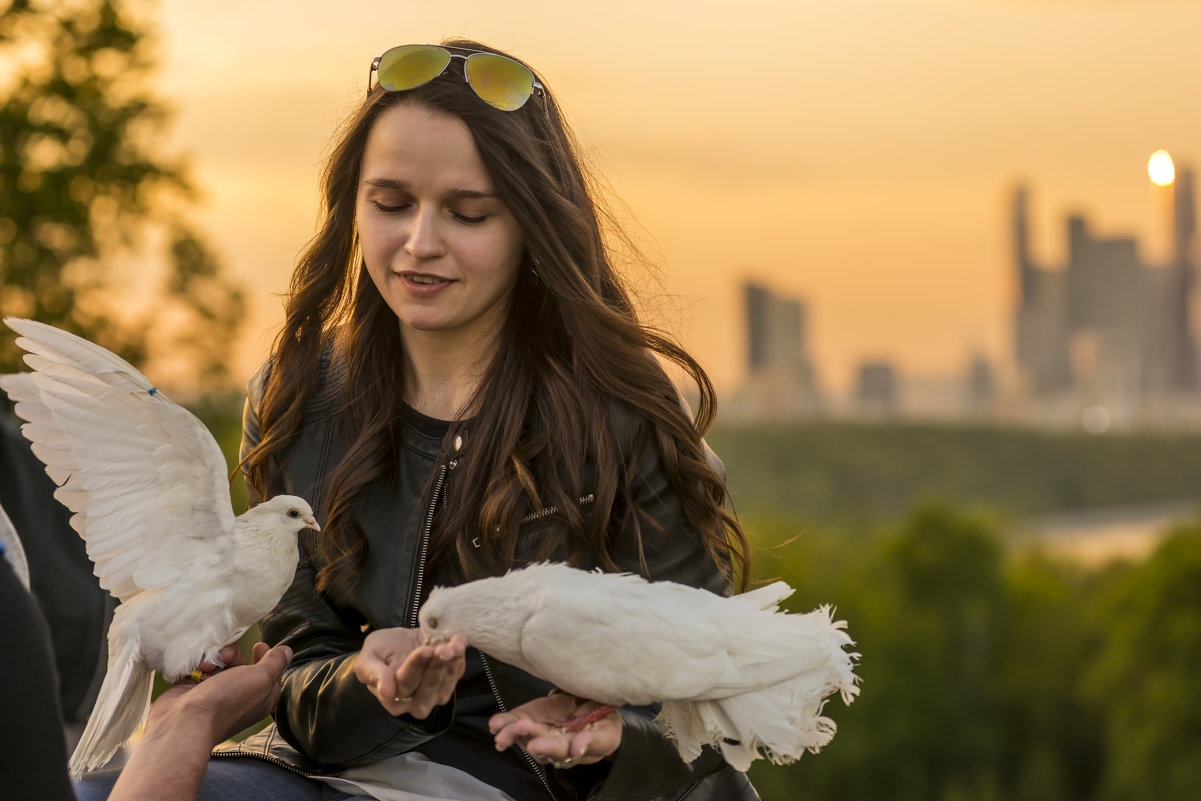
[447,188,499,200]
[363,177,410,191]
[363,178,496,199]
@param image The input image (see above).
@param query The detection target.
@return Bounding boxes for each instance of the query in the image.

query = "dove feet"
[561,703,618,733]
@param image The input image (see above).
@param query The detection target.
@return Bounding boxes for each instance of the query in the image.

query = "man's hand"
[149,642,292,745]
[109,642,293,801]
[354,628,467,718]
[490,693,622,769]
[191,643,247,680]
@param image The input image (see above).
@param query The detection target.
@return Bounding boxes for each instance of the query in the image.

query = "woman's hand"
[490,692,622,769]
[354,627,467,718]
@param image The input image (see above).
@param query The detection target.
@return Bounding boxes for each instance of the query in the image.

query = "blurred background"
[4,0,1201,799]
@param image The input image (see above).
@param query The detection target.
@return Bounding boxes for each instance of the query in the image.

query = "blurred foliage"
[189,391,249,514]
[700,421,1201,801]
[708,421,1201,529]
[1084,522,1201,801]
[744,503,1199,801]
[0,0,244,385]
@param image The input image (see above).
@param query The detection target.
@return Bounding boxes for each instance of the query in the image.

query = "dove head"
[248,495,320,538]
[418,574,530,661]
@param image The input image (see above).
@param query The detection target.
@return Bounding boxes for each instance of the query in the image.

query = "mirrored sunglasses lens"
[377,45,451,91]
[464,53,534,111]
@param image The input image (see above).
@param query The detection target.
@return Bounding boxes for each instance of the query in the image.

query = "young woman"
[77,39,758,801]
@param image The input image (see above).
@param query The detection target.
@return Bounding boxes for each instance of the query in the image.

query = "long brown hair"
[245,39,749,592]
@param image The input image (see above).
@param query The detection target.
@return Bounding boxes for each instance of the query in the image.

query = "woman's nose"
[404,207,445,260]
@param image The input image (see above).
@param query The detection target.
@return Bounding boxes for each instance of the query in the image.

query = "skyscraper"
[739,281,819,419]
[1012,186,1072,394]
[1010,171,1201,427]
[1167,168,1197,391]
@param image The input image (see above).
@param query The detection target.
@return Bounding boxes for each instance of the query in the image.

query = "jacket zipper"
[507,491,595,800]
[480,650,559,801]
[519,493,595,525]
[444,557,559,801]
[409,461,450,628]
[210,745,344,778]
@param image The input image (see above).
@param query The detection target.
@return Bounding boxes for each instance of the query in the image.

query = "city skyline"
[735,159,1201,429]
[149,0,1201,394]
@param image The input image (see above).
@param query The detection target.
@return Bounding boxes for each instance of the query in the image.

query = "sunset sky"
[153,0,1201,395]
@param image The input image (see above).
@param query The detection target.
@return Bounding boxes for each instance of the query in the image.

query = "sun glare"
[1148,150,1175,187]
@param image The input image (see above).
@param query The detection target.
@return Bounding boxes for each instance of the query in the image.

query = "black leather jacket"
[215,357,759,801]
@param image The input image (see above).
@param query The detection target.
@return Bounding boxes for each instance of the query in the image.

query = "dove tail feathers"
[657,606,861,772]
[69,637,153,777]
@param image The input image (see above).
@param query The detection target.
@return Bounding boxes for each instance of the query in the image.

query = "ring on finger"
[394,696,414,703]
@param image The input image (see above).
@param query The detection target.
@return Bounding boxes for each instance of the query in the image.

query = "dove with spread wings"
[418,562,860,772]
[0,317,318,776]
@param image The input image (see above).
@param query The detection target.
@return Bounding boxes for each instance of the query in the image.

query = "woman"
[79,38,757,801]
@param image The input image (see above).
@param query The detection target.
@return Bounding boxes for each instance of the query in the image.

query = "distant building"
[965,352,996,417]
[1011,172,1200,428]
[855,360,898,419]
[1168,169,1198,392]
[732,281,820,420]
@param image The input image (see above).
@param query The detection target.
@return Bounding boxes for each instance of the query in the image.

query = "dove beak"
[304,515,320,532]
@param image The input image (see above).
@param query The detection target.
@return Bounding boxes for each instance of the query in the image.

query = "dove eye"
[428,616,438,630]
[287,509,300,519]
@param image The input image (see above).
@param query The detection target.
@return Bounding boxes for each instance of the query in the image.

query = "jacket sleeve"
[242,370,453,768]
[582,401,737,800]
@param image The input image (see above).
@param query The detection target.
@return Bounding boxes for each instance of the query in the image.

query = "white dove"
[0,317,318,776]
[418,562,859,771]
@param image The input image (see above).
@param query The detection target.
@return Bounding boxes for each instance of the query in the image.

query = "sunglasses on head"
[368,44,548,117]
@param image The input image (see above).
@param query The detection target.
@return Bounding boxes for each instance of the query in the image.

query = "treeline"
[746,504,1201,801]
[707,422,1201,527]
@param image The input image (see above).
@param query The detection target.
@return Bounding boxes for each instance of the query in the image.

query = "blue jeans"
[72,757,355,801]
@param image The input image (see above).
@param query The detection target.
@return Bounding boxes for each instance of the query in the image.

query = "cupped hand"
[152,642,292,745]
[354,627,467,718]
[490,693,622,769]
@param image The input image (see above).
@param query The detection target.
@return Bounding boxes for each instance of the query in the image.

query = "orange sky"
[154,0,1201,394]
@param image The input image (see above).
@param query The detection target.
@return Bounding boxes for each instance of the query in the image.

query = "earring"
[530,257,542,285]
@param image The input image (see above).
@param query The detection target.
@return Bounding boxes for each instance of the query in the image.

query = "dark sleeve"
[260,554,454,767]
[584,402,735,800]
[242,373,453,768]
[0,546,77,801]
[0,412,108,722]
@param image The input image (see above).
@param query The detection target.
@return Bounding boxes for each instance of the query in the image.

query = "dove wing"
[0,318,237,602]
[517,576,754,705]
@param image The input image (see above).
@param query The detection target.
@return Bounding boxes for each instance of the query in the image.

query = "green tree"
[996,553,1109,801]
[1087,524,1201,801]
[749,504,1009,801]
[0,0,243,384]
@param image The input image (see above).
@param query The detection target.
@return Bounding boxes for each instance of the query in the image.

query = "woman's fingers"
[355,630,466,717]
[428,635,467,704]
[491,693,621,766]
[356,627,422,712]
[387,634,466,718]
[390,645,435,716]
